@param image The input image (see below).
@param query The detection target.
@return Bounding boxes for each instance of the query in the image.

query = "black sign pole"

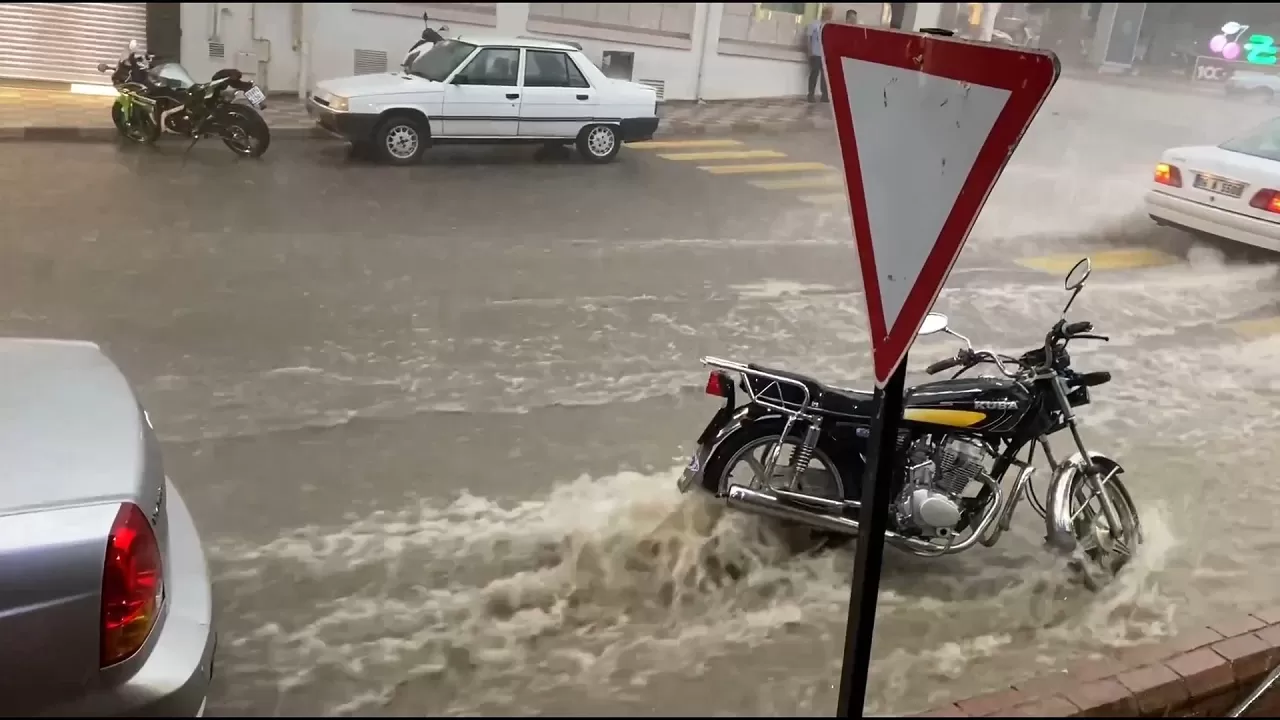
[835,356,908,718]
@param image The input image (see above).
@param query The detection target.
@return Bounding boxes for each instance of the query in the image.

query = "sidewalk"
[0,86,834,142]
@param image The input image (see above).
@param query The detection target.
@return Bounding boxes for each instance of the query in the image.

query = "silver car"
[0,338,215,716]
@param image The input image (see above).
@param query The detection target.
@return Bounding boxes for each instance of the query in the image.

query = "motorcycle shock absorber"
[786,421,823,489]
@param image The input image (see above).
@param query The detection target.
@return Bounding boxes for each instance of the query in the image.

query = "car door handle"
[506,93,520,100]
[576,94,589,101]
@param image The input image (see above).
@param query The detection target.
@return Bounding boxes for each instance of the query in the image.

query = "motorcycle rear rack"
[701,356,820,489]
[701,356,815,419]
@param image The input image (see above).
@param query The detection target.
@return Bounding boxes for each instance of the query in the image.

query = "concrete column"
[977,2,1000,41]
[495,2,530,35]
[910,3,942,31]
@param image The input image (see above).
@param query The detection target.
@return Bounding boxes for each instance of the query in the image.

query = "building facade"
[169,2,913,102]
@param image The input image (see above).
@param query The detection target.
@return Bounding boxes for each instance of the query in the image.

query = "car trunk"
[0,338,169,709]
[1160,144,1280,226]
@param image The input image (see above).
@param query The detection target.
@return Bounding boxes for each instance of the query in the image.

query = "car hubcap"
[386,125,419,159]
[587,126,615,157]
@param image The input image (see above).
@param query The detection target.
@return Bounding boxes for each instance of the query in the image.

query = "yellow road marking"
[700,162,833,175]
[750,175,845,190]
[799,193,847,206]
[628,139,744,149]
[1016,248,1178,274]
[1229,316,1280,339]
[658,149,787,161]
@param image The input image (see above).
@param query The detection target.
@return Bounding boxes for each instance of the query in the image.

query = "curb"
[918,606,1280,718]
[0,116,832,144]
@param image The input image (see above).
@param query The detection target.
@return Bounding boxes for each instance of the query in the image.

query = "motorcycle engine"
[163,112,191,135]
[893,436,989,538]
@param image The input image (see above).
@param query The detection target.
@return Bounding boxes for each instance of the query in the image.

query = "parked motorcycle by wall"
[678,257,1141,590]
[97,39,271,158]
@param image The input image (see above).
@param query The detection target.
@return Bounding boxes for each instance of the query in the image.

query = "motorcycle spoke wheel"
[723,435,843,501]
[1068,469,1141,590]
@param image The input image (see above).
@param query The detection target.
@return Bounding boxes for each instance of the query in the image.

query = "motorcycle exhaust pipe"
[725,479,1003,556]
[727,484,861,535]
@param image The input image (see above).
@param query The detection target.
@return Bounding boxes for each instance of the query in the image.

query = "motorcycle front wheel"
[1068,461,1142,591]
[111,102,159,144]
[219,105,271,158]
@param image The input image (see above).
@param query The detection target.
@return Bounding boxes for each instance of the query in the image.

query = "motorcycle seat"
[745,364,876,419]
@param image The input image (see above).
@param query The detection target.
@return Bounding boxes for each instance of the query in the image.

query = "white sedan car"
[1145,117,1280,252]
[308,36,660,165]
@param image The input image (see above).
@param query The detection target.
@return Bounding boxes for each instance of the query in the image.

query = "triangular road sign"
[820,25,1060,386]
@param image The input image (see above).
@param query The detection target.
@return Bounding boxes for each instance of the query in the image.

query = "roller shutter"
[0,3,148,85]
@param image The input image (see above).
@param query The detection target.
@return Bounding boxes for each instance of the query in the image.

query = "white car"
[309,36,660,165]
[1145,117,1280,253]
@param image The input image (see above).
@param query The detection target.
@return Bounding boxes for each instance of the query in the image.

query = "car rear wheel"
[1249,87,1276,103]
[576,123,621,164]
[375,115,427,166]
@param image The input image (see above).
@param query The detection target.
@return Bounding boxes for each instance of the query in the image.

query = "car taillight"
[1154,162,1182,187]
[705,371,729,398]
[1249,188,1280,214]
[100,502,163,667]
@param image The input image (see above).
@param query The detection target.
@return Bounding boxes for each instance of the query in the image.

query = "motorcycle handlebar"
[925,356,963,375]
[1063,321,1093,336]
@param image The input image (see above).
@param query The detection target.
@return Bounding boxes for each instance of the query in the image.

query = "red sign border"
[820,25,1060,385]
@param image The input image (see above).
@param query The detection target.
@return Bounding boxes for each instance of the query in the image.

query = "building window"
[760,2,807,14]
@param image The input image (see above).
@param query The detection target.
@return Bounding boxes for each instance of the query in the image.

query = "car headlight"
[330,95,349,112]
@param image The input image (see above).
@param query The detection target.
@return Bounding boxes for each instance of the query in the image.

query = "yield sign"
[820,25,1060,386]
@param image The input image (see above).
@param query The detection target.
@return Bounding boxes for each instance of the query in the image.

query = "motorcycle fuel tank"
[902,377,1032,434]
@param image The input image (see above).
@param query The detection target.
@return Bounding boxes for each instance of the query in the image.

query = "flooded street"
[3,77,1280,715]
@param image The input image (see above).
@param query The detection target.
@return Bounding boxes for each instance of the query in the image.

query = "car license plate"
[1194,172,1246,198]
[244,86,266,107]
[677,444,713,493]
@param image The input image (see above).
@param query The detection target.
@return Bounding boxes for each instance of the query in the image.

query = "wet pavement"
[3,79,1280,716]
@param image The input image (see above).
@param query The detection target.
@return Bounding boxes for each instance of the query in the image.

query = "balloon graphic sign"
[1210,22,1278,65]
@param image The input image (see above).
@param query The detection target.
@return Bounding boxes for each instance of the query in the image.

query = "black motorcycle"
[97,40,271,158]
[678,257,1141,589]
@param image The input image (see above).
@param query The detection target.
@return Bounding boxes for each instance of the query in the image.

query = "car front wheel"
[375,115,427,166]
[577,124,621,164]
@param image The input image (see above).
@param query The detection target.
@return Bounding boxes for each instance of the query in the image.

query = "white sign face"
[840,57,1010,333]
[819,24,1060,385]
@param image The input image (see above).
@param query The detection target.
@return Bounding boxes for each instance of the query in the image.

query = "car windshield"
[151,62,196,88]
[405,39,475,81]
[1220,117,1280,163]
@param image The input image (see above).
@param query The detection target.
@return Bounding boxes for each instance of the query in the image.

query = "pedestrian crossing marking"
[1229,316,1280,339]
[658,149,787,161]
[1016,248,1178,274]
[799,193,847,206]
[629,139,744,150]
[699,162,834,175]
[750,175,845,190]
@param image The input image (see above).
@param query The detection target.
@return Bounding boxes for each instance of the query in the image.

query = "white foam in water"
[210,455,1188,716]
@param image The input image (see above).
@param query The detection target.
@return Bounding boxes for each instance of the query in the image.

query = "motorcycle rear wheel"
[704,418,855,553]
[219,105,271,158]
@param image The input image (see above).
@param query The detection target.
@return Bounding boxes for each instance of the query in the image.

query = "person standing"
[805,5,833,103]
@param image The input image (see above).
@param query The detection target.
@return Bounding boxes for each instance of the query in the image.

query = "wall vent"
[354,49,388,75]
[208,41,225,59]
[638,79,665,102]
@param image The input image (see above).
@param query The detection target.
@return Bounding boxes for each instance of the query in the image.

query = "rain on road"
[3,77,1280,716]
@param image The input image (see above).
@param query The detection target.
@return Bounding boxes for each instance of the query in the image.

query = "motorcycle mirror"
[128,39,139,52]
[1065,257,1091,291]
[440,24,449,32]
[97,62,110,73]
[918,312,949,337]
